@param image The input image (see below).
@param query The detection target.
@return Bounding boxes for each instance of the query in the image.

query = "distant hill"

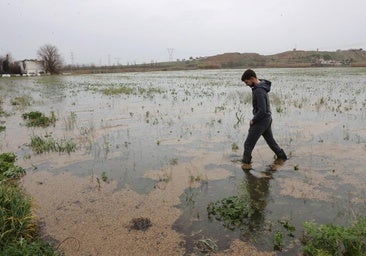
[63,49,366,74]
[199,49,366,68]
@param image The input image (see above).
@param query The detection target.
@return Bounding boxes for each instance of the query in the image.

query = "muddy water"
[1,68,366,255]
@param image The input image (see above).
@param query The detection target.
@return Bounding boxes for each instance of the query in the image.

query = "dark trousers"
[243,118,282,161]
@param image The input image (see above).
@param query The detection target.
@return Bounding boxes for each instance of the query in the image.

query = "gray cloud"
[1,0,365,65]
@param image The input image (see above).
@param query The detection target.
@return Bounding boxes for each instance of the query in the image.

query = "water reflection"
[242,159,286,233]
[242,168,272,233]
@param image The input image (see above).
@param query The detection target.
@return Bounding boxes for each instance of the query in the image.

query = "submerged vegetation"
[207,181,366,254]
[22,111,56,127]
[99,84,166,98]
[30,135,76,154]
[10,96,32,108]
[207,194,252,230]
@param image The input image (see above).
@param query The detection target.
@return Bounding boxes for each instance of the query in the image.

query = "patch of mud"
[214,239,276,256]
[21,150,271,255]
[22,171,184,255]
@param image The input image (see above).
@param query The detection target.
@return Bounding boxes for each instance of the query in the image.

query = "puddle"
[1,68,365,255]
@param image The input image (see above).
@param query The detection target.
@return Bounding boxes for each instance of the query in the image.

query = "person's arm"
[251,89,267,124]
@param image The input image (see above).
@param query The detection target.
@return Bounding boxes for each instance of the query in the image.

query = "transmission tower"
[167,48,174,62]
[70,51,74,65]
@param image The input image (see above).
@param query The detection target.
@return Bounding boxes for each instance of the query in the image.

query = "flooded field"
[1,68,366,255]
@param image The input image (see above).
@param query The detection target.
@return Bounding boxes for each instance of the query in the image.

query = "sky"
[1,0,366,65]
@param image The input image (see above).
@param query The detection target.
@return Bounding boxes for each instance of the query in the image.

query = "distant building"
[18,59,45,76]
[313,58,342,66]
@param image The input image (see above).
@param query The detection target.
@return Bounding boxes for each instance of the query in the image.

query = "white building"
[19,60,45,76]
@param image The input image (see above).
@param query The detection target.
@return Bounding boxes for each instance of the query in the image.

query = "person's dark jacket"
[251,79,272,124]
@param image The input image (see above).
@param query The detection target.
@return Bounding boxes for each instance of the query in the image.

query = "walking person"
[241,69,287,170]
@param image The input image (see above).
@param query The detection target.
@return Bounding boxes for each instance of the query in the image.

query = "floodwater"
[1,68,366,255]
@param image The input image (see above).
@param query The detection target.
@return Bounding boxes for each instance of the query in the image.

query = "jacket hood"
[254,79,271,92]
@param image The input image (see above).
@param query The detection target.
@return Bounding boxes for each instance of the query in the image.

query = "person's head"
[241,69,258,87]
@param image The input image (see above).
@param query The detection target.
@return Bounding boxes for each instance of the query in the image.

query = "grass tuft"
[302,219,366,255]
[30,135,76,154]
[22,111,56,127]
[0,152,26,181]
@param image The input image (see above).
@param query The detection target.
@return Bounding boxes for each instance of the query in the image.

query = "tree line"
[0,44,62,75]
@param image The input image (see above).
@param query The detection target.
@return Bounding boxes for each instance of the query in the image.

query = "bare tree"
[2,54,12,74]
[0,55,4,74]
[37,44,63,74]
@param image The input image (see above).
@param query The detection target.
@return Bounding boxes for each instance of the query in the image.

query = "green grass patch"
[302,219,366,255]
[137,87,165,97]
[10,96,32,107]
[0,152,60,255]
[0,183,37,246]
[22,111,56,127]
[0,109,10,117]
[0,239,58,256]
[207,193,252,230]
[0,152,26,181]
[101,85,134,95]
[30,135,76,154]
[231,142,239,151]
[99,84,165,98]
[0,126,5,132]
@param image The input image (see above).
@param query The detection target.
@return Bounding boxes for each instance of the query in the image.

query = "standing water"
[1,68,366,255]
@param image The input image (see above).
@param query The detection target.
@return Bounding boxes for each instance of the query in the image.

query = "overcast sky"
[1,0,365,65]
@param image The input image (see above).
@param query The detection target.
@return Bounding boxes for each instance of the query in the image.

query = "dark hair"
[241,69,257,81]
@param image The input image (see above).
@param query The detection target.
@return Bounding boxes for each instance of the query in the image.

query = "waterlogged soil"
[22,152,274,255]
[1,68,366,255]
